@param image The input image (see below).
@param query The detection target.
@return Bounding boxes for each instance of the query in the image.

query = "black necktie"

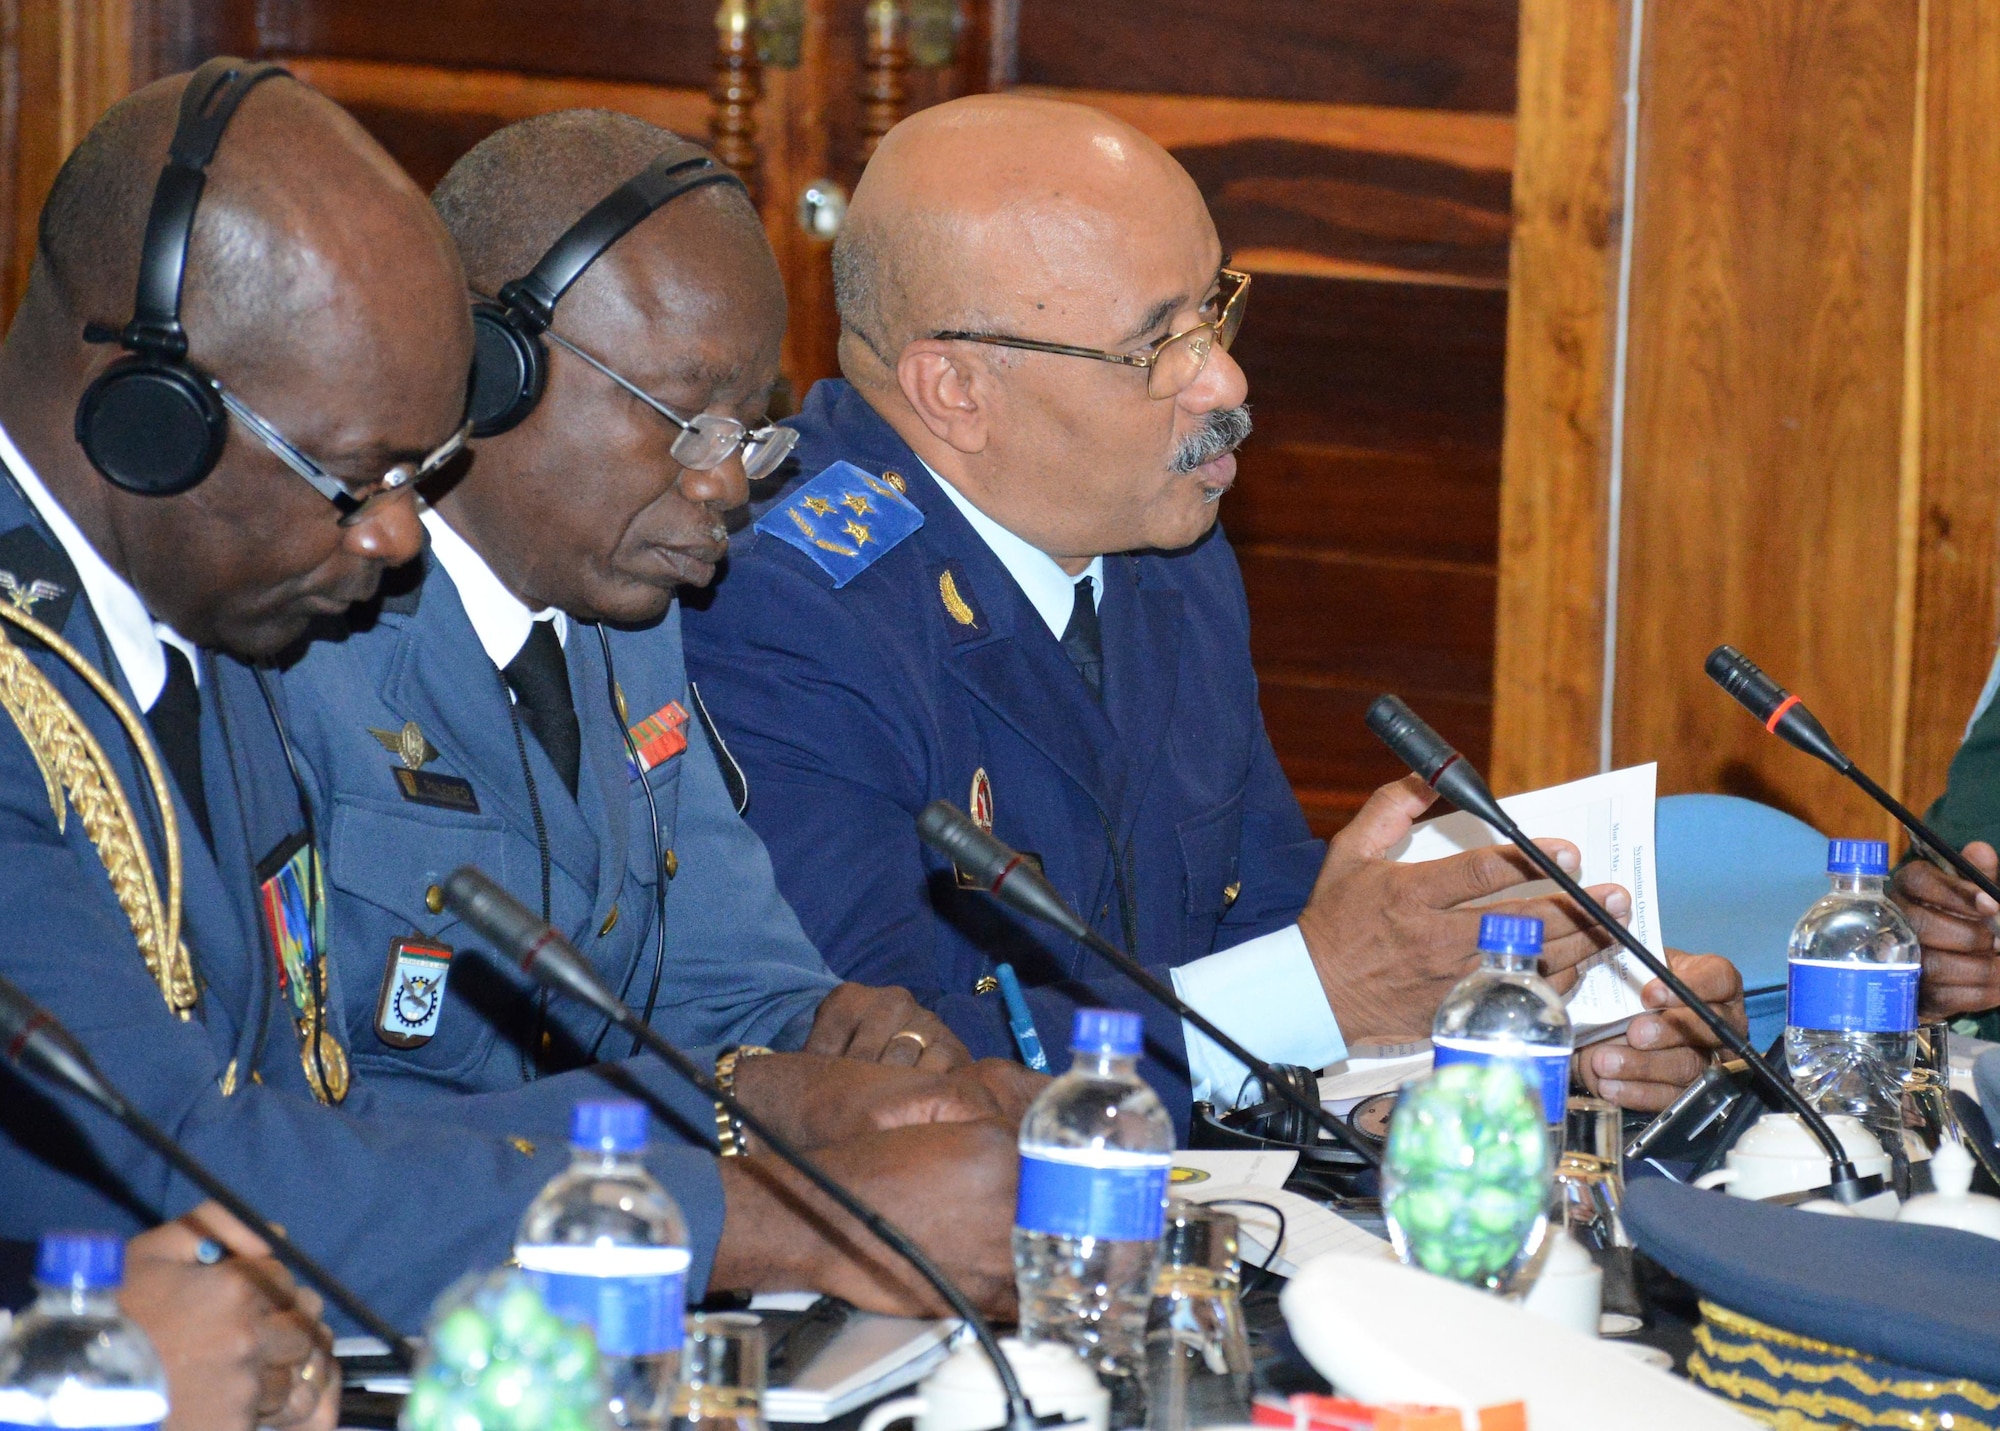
[502,621,581,798]
[146,644,211,847]
[1060,576,1103,701]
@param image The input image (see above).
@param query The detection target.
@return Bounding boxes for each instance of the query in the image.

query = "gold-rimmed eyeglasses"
[932,268,1251,400]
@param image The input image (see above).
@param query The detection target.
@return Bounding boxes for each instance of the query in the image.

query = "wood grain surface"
[1015,0,1520,113]
[1489,0,1627,796]
[1612,0,1921,832]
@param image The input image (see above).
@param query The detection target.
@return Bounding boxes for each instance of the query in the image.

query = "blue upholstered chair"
[1655,794,1830,1049]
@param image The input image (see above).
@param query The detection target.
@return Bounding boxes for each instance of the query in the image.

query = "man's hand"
[121,1203,337,1431]
[732,1053,1017,1147]
[1892,842,2000,1018]
[713,1119,1018,1318]
[1297,776,1630,1041]
[803,983,971,1069]
[1576,951,1745,1111]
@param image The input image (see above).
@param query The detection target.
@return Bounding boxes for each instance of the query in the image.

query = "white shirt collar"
[924,463,1103,640]
[420,505,566,670]
[0,420,199,709]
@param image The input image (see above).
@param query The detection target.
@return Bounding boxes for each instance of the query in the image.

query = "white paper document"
[1385,763,1665,1039]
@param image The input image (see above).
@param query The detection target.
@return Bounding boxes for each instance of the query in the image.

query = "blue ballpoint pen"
[994,963,1050,1072]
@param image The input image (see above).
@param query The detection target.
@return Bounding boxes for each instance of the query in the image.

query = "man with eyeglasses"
[265,111,1029,1312]
[0,77,1019,1336]
[683,94,1747,1124]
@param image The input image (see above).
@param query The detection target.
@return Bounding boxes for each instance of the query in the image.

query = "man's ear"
[895,342,992,455]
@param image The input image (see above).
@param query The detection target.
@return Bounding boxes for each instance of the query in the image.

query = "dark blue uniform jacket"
[0,481,728,1332]
[683,379,1325,1122]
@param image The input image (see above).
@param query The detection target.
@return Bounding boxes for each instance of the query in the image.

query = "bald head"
[432,109,764,299]
[1,66,472,657]
[833,95,1207,375]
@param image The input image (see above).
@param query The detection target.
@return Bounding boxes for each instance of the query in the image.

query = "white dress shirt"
[420,506,566,668]
[927,467,1346,1103]
[0,420,200,710]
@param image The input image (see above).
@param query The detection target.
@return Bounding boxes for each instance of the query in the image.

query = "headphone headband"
[124,57,290,357]
[494,153,747,334]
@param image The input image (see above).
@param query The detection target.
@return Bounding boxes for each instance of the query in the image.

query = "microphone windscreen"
[1365,695,1458,784]
[442,867,548,968]
[917,802,1012,888]
[1704,645,1788,723]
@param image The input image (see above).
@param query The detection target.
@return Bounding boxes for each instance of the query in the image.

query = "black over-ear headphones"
[74,56,290,496]
[467,152,747,438]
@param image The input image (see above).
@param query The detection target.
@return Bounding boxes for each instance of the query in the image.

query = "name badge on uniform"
[376,935,452,1049]
[627,700,690,777]
[394,766,481,813]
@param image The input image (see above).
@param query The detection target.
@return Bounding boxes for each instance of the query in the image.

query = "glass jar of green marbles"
[401,1268,610,1431]
[1382,1062,1553,1294]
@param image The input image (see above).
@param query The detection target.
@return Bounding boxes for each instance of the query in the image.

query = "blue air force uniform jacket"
[267,551,839,1096]
[0,481,731,1332]
[681,379,1325,1120]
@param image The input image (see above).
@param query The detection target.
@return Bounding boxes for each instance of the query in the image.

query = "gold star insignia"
[844,519,874,546]
[841,492,874,515]
[803,496,835,516]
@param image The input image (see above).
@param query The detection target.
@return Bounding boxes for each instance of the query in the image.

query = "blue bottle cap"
[571,1099,648,1154]
[1827,839,1890,877]
[1478,912,1545,956]
[1071,1008,1143,1057]
[36,1232,123,1291]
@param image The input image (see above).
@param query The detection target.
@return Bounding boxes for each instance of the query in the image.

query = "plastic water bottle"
[516,1101,691,1429]
[1785,839,1920,1146]
[1015,1009,1173,1427]
[0,1232,169,1431]
[1431,913,1574,1130]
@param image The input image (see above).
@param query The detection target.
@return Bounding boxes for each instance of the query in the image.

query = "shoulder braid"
[0,599,192,1018]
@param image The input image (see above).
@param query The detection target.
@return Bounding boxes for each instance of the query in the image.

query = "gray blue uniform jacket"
[682,379,1325,1127]
[266,550,840,1097]
[0,481,734,1333]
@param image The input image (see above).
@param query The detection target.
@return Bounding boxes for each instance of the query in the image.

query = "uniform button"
[599,904,620,937]
[425,884,445,914]
[1222,881,1242,909]
[974,975,999,995]
[663,849,679,879]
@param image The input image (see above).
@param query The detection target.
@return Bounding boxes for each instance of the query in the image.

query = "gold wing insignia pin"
[369,720,439,771]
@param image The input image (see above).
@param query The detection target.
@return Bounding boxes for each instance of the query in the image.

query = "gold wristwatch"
[713,1044,773,1157]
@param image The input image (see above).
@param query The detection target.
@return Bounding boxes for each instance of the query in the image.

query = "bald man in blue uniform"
[684,94,1748,1123]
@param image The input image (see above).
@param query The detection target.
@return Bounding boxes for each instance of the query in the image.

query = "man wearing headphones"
[0,68,1018,1335]
[268,110,985,1104]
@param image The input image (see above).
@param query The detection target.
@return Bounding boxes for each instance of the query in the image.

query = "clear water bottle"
[0,1233,169,1431]
[1431,913,1574,1130]
[1785,839,1920,1146]
[1015,1009,1173,1429]
[516,1100,691,1430]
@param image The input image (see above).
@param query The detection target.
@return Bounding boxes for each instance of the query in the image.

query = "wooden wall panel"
[1899,0,2000,816]
[1610,0,1921,833]
[254,0,715,90]
[1014,0,1519,112]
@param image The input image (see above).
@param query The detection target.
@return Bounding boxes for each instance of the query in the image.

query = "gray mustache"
[1171,405,1253,474]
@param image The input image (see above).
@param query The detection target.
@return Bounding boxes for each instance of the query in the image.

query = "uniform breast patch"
[627,700,690,776]
[754,460,924,588]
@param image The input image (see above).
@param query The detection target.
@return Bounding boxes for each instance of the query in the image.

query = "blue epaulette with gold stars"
[754,460,924,588]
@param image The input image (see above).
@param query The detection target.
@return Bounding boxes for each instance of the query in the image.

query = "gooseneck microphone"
[1364,694,1880,1205]
[0,973,415,1364]
[915,802,1383,1169]
[1706,645,2000,904]
[440,868,1037,1431]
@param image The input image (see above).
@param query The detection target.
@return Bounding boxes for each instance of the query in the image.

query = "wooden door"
[1,0,1521,835]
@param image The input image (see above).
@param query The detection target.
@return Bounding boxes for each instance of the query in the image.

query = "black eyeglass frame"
[218,388,469,527]
[541,327,798,481]
[931,267,1252,399]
